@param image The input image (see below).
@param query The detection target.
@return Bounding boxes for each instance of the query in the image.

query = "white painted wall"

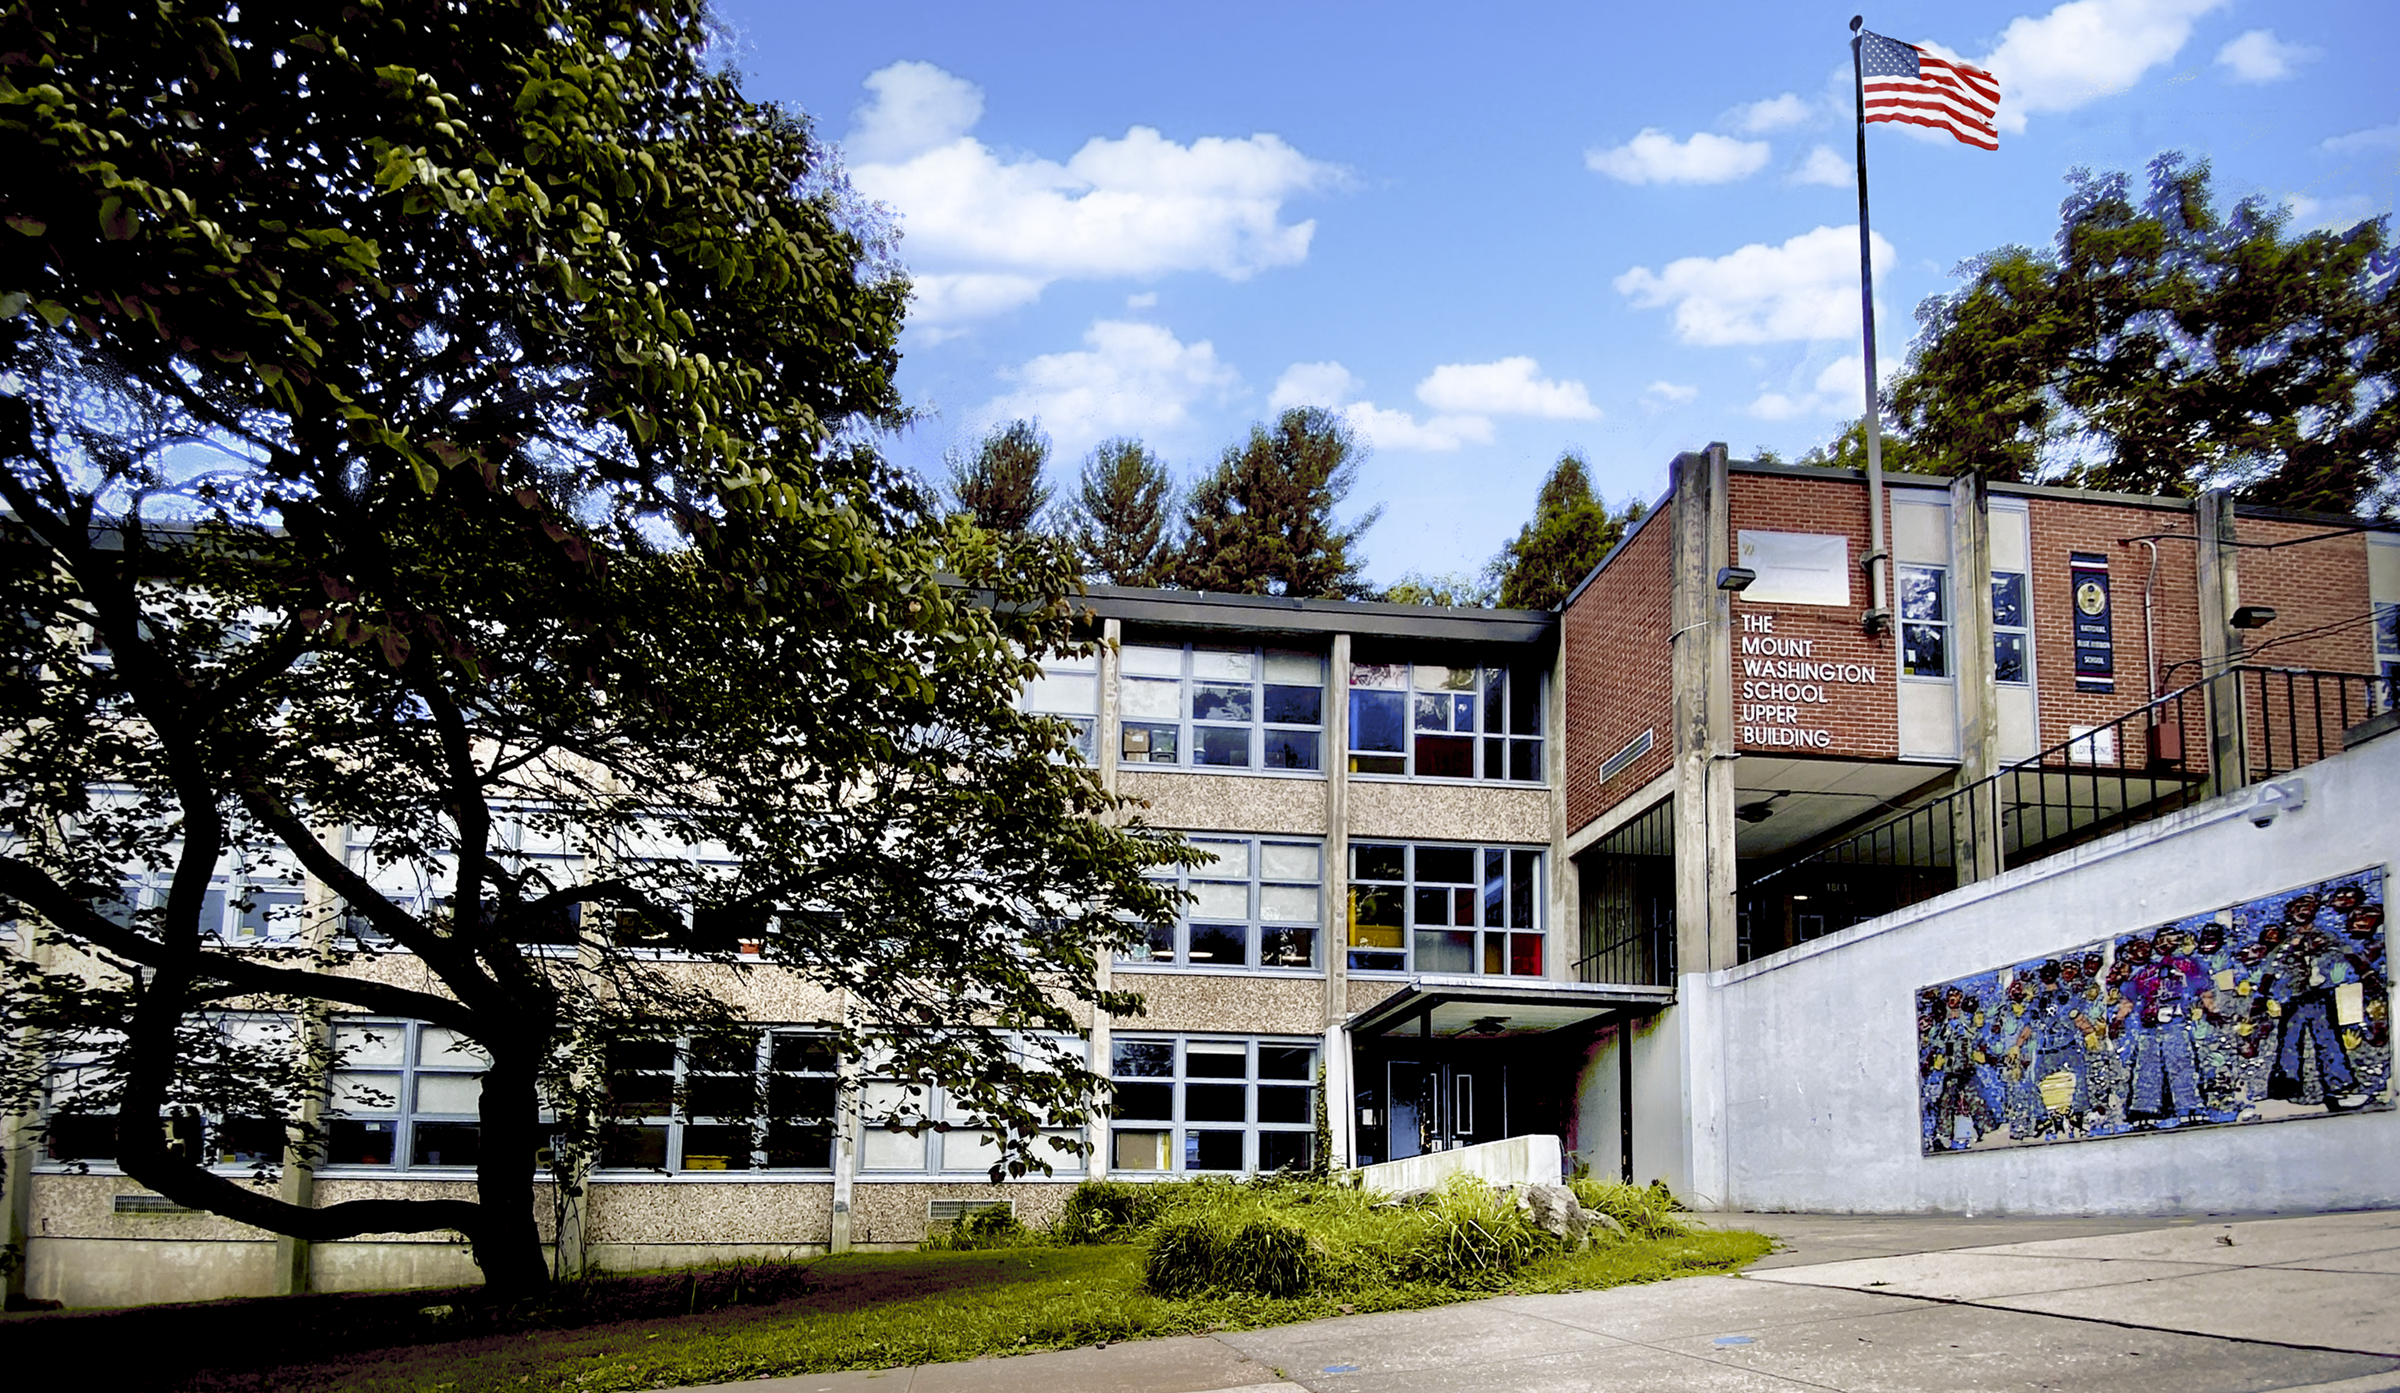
[1698,731,2399,1215]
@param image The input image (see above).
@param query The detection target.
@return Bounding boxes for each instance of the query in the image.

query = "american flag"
[1859,28,2000,151]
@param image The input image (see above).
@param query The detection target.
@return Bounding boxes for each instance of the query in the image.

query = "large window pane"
[1351,690,1406,753]
[410,1120,481,1168]
[1192,725,1252,766]
[1188,922,1246,965]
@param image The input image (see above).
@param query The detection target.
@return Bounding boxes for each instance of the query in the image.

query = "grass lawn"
[166,1227,1770,1393]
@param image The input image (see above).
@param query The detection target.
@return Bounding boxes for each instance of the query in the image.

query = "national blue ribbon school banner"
[2070,552,2114,693]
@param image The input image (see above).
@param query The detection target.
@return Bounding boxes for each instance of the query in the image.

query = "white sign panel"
[1737,530,1850,607]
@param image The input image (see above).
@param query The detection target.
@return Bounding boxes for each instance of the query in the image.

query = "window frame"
[1120,835,1324,973]
[1116,640,1328,775]
[1106,1033,1318,1177]
[1345,840,1547,977]
[1019,646,1101,763]
[595,1028,842,1177]
[855,1036,1090,1179]
[1991,570,2033,686]
[1897,564,1952,680]
[1344,659,1546,784]
[320,1017,502,1174]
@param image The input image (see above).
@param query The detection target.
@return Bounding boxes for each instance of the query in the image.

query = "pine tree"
[947,419,1054,533]
[1066,438,1179,586]
[1490,452,1648,610]
[1174,407,1383,599]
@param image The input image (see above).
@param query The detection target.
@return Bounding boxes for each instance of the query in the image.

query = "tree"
[1380,571,1496,608]
[946,419,1054,534]
[1488,453,1649,611]
[1174,407,1383,599]
[0,0,1184,1296]
[1064,437,1178,586]
[1891,153,2400,513]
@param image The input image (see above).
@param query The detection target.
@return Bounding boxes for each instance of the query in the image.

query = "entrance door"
[1384,1059,1506,1159]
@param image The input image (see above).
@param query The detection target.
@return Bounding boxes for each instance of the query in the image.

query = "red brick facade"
[1564,506,1674,834]
[1726,473,1899,761]
[2024,496,2202,748]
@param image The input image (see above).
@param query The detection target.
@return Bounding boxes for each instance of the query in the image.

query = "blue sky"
[713,0,2400,591]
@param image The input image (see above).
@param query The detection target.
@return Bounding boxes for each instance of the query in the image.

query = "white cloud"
[984,320,1243,456]
[2216,29,2314,83]
[2323,122,2400,155]
[1616,226,1894,347]
[846,61,984,163]
[1729,93,1813,133]
[1790,146,1852,187]
[846,62,1336,329]
[1124,291,1159,310]
[1748,356,1892,422]
[1976,0,2228,135]
[1267,361,1491,451]
[1268,361,1364,412]
[1642,380,1699,410]
[1414,357,1599,420]
[2282,192,2379,231]
[1343,403,1494,452]
[1585,129,1770,185]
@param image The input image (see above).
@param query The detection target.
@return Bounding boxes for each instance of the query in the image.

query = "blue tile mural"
[1919,867,2391,1154]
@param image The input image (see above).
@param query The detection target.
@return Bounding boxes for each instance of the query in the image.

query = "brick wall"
[1564,505,1674,834]
[2229,514,2376,674]
[2024,497,2201,748]
[1727,474,1898,760]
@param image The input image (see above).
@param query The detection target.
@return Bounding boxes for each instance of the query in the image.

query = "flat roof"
[1079,585,1558,648]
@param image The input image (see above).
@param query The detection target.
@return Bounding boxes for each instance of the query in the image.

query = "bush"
[1385,1176,1555,1287]
[920,1204,1038,1251]
[1569,1178,1691,1238]
[1055,1179,1176,1245]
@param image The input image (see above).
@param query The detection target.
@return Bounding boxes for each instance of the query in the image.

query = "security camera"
[2248,778,2306,828]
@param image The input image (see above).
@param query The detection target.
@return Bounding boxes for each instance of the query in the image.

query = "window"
[2376,599,2398,707]
[1346,661,1544,781]
[1347,842,1544,975]
[341,812,587,948]
[40,1017,298,1170]
[324,1019,499,1170]
[1118,643,1325,772]
[859,1038,1089,1176]
[1991,572,2031,684]
[109,863,311,948]
[1108,1035,1316,1175]
[599,1030,839,1172]
[1020,648,1099,762]
[1899,566,1949,678]
[1123,837,1322,970]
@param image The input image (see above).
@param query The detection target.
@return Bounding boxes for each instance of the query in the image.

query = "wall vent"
[927,1199,1013,1227]
[113,1194,195,1214]
[1599,729,1654,783]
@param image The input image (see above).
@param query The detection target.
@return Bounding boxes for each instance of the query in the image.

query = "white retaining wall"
[1692,731,2399,1215]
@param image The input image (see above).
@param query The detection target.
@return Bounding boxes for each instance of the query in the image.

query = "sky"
[711,0,2400,592]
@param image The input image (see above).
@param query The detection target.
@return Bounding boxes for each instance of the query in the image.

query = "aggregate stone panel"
[844,1179,1076,1247]
[1347,779,1550,845]
[650,961,846,1023]
[1111,972,1327,1034]
[1346,979,1407,1018]
[1118,771,1328,836]
[584,1178,832,1246]
[29,1171,273,1242]
[315,1176,557,1242]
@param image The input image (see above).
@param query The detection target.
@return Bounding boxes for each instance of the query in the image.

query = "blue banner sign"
[2070,552,2114,693]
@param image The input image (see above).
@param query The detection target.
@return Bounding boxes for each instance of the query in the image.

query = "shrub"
[1385,1175,1555,1287]
[1055,1179,1176,1245]
[1143,1208,1325,1297]
[1569,1178,1691,1238]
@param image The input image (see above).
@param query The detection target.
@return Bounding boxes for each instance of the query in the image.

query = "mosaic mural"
[1919,868,2391,1154]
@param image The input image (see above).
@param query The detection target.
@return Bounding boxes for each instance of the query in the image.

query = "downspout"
[2138,539,2160,707]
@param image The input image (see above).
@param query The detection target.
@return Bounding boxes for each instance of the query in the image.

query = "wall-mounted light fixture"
[2230,604,2278,629]
[1716,565,1757,593]
[1736,792,1785,823]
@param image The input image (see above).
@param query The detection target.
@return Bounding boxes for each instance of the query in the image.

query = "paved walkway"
[681,1208,2400,1393]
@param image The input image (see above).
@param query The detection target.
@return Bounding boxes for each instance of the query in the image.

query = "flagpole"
[1850,15,1891,638]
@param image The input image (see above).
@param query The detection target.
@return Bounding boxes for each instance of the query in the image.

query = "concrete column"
[2196,491,2248,797]
[2,918,46,1308]
[1949,473,2002,885]
[1089,618,1120,1179]
[273,820,349,1294]
[1669,445,1737,974]
[1545,654,1571,984]
[829,1043,860,1253]
[1323,631,1353,1168]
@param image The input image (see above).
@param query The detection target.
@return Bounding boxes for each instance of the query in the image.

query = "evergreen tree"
[1381,571,1497,608]
[1174,407,1383,599]
[947,419,1054,533]
[1066,437,1178,586]
[1490,452,1649,610]
[1892,153,2399,513]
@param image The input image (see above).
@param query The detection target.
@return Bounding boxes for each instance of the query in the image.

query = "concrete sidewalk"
[680,1208,2400,1393]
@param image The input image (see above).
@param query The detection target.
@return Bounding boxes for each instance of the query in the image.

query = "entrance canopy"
[1347,978,1672,1041]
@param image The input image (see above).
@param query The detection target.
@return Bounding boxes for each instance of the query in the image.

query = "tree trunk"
[470,1048,553,1297]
